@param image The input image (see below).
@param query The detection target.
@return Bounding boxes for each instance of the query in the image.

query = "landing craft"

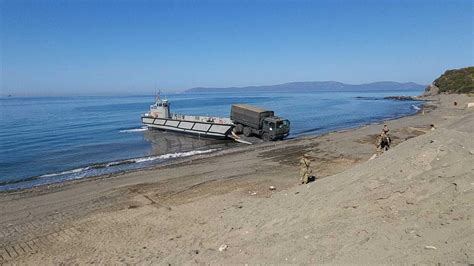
[141,94,290,142]
[141,94,234,139]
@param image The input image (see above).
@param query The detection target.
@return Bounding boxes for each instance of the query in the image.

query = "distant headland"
[423,66,474,96]
[185,81,426,93]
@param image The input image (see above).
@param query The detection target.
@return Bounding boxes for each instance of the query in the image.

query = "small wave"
[411,104,421,111]
[119,127,148,133]
[106,160,136,167]
[2,149,218,190]
[134,149,217,163]
[40,167,90,178]
[296,126,323,135]
[43,149,217,178]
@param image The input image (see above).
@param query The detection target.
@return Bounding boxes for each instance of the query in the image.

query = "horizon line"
[1,79,428,97]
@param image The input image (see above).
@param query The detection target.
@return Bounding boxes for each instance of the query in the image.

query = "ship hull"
[142,117,234,139]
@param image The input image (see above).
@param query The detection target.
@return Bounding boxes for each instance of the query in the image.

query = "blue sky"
[1,0,473,96]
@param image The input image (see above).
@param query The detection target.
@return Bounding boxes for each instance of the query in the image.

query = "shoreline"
[1,98,426,194]
[1,93,472,264]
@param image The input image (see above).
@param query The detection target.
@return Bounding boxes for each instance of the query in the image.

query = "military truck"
[230,104,290,141]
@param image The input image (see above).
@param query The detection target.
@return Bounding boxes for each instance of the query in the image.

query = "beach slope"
[0,95,473,264]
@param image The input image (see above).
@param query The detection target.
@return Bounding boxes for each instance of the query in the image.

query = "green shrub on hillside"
[434,66,474,94]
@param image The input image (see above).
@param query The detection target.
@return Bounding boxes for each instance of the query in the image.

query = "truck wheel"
[243,127,252,137]
[262,132,271,141]
[234,124,243,134]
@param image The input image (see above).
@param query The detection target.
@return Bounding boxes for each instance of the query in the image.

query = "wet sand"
[0,94,473,264]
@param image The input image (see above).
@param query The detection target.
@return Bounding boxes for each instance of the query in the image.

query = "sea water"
[0,90,423,191]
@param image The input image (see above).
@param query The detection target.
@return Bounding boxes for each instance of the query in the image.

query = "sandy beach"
[0,94,473,264]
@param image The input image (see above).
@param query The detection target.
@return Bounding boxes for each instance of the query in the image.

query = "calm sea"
[0,90,422,191]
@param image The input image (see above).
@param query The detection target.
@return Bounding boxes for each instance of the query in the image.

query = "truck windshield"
[276,120,290,129]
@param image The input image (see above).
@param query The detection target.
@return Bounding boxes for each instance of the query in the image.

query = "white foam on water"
[105,160,133,167]
[40,167,90,178]
[134,149,217,163]
[411,104,421,111]
[119,127,148,133]
[19,149,217,190]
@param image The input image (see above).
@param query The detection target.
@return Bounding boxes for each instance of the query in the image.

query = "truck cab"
[230,104,290,141]
[262,117,290,141]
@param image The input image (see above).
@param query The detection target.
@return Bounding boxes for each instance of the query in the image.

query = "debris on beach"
[269,186,276,191]
[219,244,228,252]
[424,245,437,250]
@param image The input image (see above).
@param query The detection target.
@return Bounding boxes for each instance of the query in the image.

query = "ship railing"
[171,113,233,124]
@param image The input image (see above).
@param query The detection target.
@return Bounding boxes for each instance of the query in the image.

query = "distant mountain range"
[185,81,425,93]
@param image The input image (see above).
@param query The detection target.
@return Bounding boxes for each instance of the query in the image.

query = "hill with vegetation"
[432,66,474,94]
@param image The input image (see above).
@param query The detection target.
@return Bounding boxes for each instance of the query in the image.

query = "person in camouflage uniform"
[299,154,313,184]
[376,125,391,154]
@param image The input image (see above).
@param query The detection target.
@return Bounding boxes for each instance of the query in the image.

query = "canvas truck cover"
[231,104,274,130]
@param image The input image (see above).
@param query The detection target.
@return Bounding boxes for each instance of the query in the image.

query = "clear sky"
[1,0,473,96]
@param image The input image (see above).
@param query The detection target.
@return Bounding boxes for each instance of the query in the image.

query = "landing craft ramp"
[142,116,234,139]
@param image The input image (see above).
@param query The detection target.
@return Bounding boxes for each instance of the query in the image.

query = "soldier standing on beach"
[299,154,313,184]
[376,124,391,154]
